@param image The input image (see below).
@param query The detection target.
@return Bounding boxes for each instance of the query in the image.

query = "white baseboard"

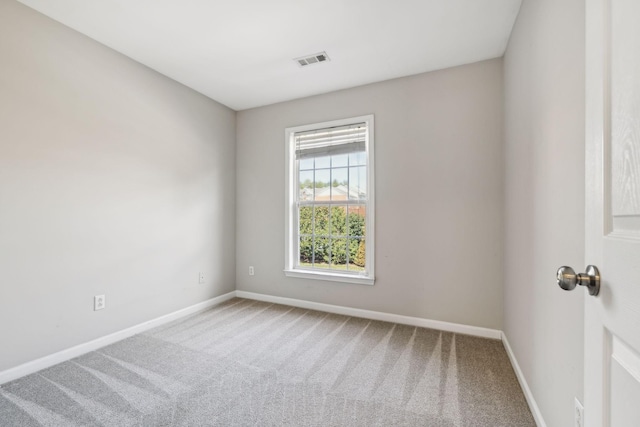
[501,332,547,427]
[235,290,502,339]
[0,291,236,386]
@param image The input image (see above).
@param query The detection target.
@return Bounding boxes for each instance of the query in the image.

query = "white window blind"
[295,123,366,159]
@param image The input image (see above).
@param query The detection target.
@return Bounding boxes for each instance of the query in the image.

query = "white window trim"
[284,115,375,286]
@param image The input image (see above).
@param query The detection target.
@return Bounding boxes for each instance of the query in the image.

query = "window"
[285,115,374,285]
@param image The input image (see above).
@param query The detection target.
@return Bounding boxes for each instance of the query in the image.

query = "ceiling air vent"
[294,52,330,67]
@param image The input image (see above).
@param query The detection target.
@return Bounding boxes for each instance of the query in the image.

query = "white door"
[584,0,640,425]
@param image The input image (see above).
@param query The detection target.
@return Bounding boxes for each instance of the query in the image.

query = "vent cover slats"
[294,51,330,67]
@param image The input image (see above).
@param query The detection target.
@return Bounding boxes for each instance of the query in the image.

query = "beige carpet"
[0,298,535,426]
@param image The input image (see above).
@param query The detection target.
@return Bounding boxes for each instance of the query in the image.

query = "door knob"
[557,265,600,296]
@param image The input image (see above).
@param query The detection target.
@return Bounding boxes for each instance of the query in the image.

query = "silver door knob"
[557,265,600,296]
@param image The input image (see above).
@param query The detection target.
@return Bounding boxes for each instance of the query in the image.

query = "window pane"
[350,238,366,270]
[313,206,330,236]
[299,236,313,266]
[331,167,348,201]
[299,206,313,235]
[299,158,314,170]
[349,166,367,200]
[314,169,330,201]
[347,206,366,238]
[331,238,348,269]
[314,237,330,268]
[332,153,348,167]
[315,155,330,169]
[349,151,366,166]
[330,206,347,236]
[299,170,313,201]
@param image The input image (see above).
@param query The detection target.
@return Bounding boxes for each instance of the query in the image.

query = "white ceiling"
[17,0,522,111]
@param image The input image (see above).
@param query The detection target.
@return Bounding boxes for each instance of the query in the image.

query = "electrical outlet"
[199,272,205,284]
[574,397,584,427]
[249,266,254,276]
[94,295,105,311]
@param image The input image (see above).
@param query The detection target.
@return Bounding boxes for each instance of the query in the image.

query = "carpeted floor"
[0,298,535,426]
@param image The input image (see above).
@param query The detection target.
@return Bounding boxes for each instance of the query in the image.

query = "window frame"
[284,115,375,285]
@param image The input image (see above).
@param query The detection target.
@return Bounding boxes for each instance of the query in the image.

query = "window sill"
[284,269,374,286]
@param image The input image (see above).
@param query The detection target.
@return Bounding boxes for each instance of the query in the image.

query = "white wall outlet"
[249,266,254,276]
[94,295,105,311]
[199,272,205,284]
[574,397,584,427]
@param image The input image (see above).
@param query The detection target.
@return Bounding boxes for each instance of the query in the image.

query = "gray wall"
[503,0,585,426]
[236,59,504,330]
[0,0,236,372]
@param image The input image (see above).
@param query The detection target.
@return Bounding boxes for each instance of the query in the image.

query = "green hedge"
[299,206,365,267]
